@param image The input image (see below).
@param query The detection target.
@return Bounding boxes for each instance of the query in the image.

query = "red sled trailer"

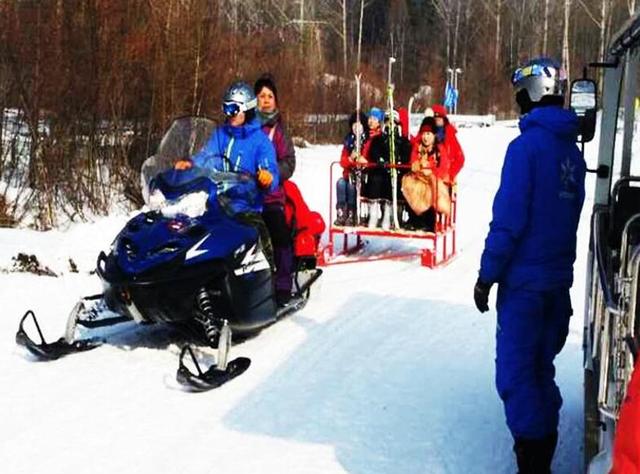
[320,161,457,268]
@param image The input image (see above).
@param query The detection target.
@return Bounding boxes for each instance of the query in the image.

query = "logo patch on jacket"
[559,156,578,199]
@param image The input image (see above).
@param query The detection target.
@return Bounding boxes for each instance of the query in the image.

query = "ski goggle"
[511,63,565,86]
[222,101,242,117]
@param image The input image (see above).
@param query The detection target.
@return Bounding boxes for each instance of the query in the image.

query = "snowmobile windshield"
[141,116,217,197]
[139,116,249,217]
[146,167,249,218]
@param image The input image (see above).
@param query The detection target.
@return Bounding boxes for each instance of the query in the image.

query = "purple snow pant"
[495,286,572,439]
[262,203,293,293]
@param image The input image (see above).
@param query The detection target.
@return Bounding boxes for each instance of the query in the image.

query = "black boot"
[513,432,557,474]
[333,205,347,226]
[275,289,292,308]
[345,206,356,226]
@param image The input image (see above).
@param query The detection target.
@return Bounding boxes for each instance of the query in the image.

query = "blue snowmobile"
[16,116,323,391]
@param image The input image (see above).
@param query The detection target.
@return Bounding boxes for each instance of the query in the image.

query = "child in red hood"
[429,104,465,184]
[402,118,450,230]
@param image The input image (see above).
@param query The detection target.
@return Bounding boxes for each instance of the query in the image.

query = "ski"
[354,73,363,226]
[387,57,400,229]
[408,95,415,139]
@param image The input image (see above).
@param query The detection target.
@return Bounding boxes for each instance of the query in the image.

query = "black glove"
[474,278,492,313]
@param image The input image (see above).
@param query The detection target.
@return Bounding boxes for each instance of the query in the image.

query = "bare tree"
[543,0,550,55]
[562,0,572,82]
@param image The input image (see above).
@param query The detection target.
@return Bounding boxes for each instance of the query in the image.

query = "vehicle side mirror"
[570,79,597,143]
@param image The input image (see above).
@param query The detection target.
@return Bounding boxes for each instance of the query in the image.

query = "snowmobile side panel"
[225,267,277,333]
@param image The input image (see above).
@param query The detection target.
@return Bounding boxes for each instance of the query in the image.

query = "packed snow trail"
[0,123,597,473]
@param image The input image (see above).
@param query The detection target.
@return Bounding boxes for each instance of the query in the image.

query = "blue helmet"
[222,81,258,117]
[511,57,567,103]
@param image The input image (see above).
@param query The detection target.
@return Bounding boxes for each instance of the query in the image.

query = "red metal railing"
[319,161,457,268]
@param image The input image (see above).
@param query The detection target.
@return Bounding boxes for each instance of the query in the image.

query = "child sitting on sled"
[334,111,369,226]
[401,118,451,231]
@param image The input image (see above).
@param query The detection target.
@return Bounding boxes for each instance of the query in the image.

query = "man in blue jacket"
[192,81,279,213]
[474,58,586,473]
[190,81,280,266]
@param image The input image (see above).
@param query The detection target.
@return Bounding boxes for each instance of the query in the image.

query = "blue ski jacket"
[479,106,586,290]
[192,118,279,215]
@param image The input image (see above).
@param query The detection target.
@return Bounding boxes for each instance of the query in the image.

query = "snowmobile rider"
[474,57,586,473]
[334,111,369,227]
[182,81,280,268]
[254,73,297,307]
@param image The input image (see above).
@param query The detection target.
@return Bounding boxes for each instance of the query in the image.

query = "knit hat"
[418,117,437,135]
[431,104,448,118]
[368,107,385,123]
[254,73,278,104]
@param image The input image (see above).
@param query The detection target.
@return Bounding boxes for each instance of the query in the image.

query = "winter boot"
[367,200,381,228]
[333,205,347,226]
[345,206,356,226]
[359,200,369,222]
[401,204,410,228]
[381,201,392,230]
[274,246,294,308]
[513,432,557,474]
[276,289,292,308]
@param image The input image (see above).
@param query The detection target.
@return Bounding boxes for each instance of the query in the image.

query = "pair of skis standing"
[351,57,401,229]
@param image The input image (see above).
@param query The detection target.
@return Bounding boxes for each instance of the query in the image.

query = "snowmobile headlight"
[148,189,166,211]
[160,191,208,219]
[167,219,186,232]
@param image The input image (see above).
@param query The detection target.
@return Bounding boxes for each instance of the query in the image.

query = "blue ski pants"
[495,286,572,439]
[336,177,357,209]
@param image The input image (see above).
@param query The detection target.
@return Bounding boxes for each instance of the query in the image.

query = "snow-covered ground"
[0,124,600,474]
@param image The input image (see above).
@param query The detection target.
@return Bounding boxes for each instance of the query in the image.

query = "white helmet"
[511,57,567,103]
[222,81,258,117]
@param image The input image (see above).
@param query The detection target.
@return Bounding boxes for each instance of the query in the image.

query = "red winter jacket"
[340,129,380,179]
[409,138,451,183]
[610,356,640,474]
[431,105,465,182]
[443,125,464,182]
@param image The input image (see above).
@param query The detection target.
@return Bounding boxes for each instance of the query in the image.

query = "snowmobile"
[15,116,325,391]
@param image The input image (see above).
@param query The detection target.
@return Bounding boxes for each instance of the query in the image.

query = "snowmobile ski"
[16,310,103,361]
[16,295,130,361]
[176,345,251,392]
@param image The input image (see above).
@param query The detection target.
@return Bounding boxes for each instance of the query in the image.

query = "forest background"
[0,0,635,228]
